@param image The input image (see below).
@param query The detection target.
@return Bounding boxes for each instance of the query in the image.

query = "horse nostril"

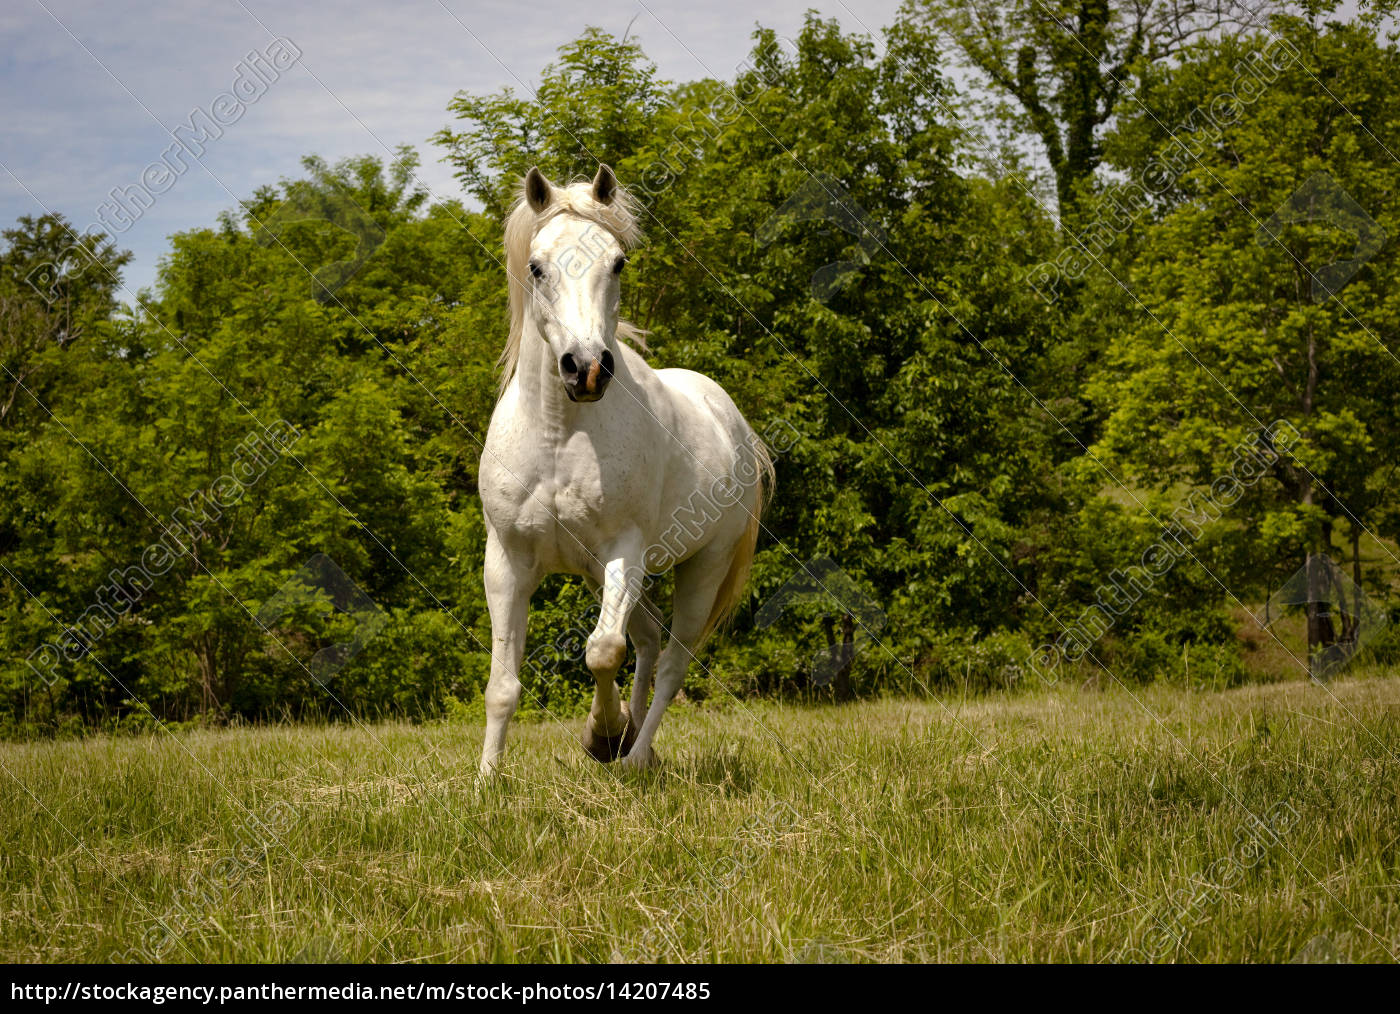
[600,350,614,377]
[560,353,578,378]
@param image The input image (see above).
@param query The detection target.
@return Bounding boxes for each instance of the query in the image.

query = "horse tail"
[752,430,776,513]
[700,430,775,643]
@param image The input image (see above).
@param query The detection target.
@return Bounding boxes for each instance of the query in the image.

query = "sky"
[0,0,905,296]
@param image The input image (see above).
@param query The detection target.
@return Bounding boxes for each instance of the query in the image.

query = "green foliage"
[910,0,1287,218]
[1091,16,1400,636]
[2,10,1399,735]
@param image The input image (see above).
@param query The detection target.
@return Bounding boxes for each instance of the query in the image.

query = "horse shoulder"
[480,385,549,526]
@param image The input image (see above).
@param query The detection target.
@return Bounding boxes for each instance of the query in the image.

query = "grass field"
[2,671,1398,963]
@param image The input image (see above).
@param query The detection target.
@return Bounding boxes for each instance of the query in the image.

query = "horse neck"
[515,317,580,443]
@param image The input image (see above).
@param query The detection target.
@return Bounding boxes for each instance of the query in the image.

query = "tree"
[436,16,1071,693]
[0,154,490,731]
[911,0,1280,219]
[0,214,131,427]
[1091,16,1400,674]
[435,29,668,217]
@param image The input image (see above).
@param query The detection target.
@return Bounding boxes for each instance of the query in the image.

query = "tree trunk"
[1351,527,1364,649]
[1304,557,1331,679]
[1322,527,1365,663]
[820,614,857,702]
[1304,522,1341,679]
[196,635,221,718]
[834,613,856,702]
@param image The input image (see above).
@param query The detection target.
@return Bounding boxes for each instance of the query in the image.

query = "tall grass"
[2,671,1397,962]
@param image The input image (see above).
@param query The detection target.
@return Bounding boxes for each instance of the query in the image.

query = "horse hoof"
[581,703,637,763]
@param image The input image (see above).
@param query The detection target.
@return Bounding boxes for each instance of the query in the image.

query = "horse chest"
[481,391,665,574]
[489,450,640,563]
[542,477,602,528]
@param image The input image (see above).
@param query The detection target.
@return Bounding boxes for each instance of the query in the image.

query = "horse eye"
[612,256,626,276]
[528,260,543,279]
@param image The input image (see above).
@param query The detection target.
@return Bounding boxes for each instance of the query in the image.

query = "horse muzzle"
[560,349,614,402]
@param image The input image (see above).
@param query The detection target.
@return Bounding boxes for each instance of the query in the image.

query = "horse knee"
[586,632,627,674]
[484,680,520,723]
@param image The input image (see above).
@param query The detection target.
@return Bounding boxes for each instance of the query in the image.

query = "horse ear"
[591,164,618,205]
[525,167,552,212]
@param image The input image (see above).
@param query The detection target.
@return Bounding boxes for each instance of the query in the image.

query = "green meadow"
[3,672,1396,963]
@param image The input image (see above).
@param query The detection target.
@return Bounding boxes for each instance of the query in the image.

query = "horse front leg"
[479,529,540,779]
[581,531,646,762]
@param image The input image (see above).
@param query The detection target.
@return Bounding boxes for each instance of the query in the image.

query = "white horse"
[477,165,773,775]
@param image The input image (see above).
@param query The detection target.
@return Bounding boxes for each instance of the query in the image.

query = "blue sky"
[0,0,904,296]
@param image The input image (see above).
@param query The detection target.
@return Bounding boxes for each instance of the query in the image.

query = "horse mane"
[499,175,647,397]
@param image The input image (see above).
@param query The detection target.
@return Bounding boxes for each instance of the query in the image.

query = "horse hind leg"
[623,540,743,770]
[626,588,662,731]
